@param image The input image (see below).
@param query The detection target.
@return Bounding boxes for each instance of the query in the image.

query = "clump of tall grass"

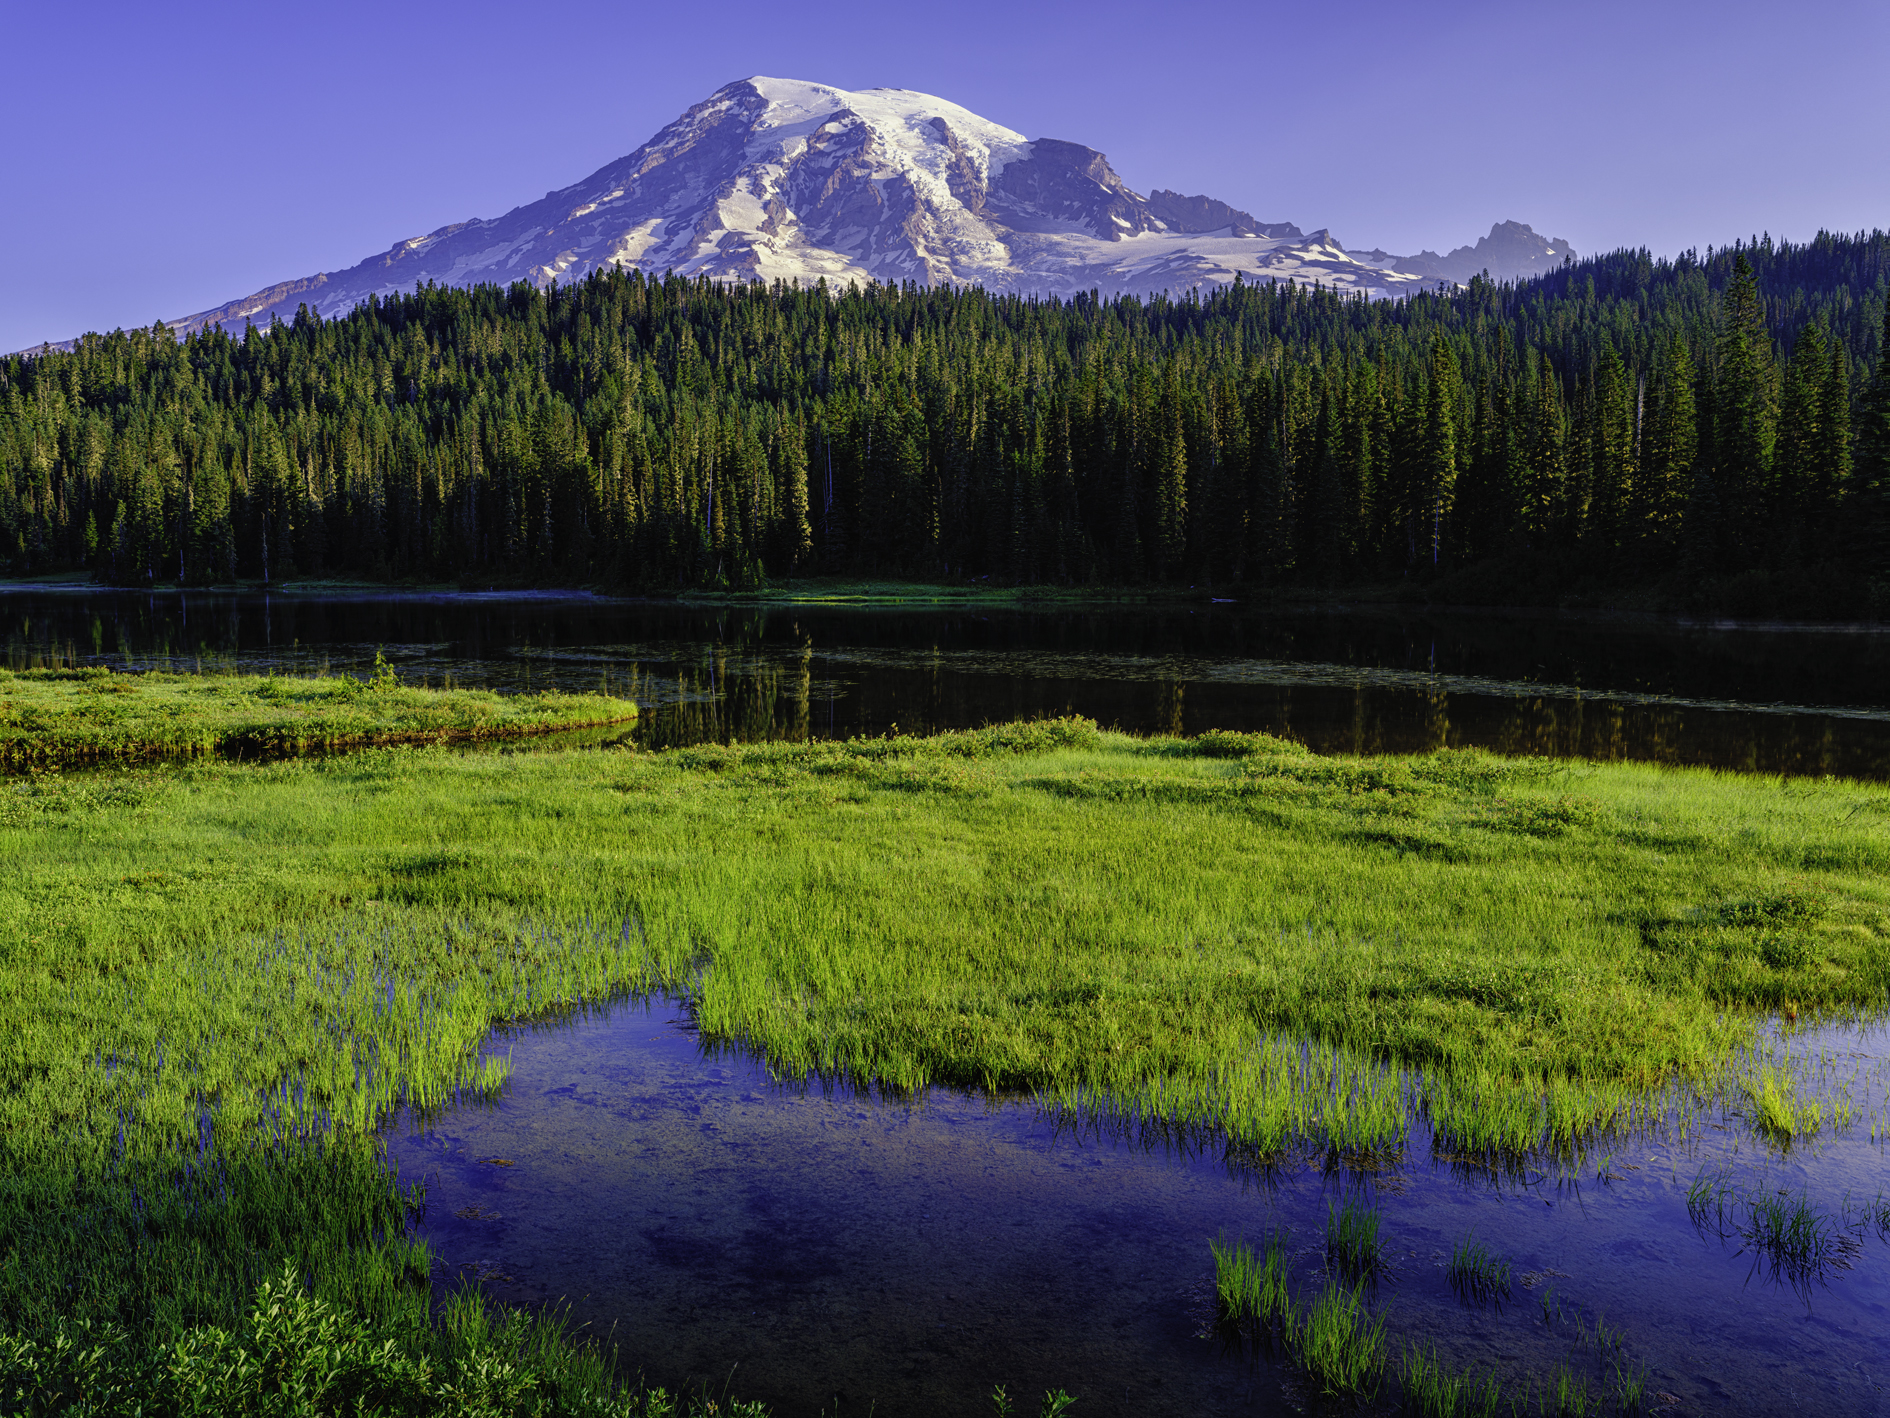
[1325,1199,1385,1283]
[1743,1190,1863,1288]
[1741,1065,1824,1147]
[1209,1232,1295,1334]
[1210,1238,1384,1400]
[1544,1366,1594,1417]
[1296,1280,1386,1401]
[1446,1231,1511,1306]
[1398,1344,1500,1418]
[1611,1358,1649,1415]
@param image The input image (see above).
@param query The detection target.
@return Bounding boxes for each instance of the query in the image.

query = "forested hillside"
[4,232,1888,610]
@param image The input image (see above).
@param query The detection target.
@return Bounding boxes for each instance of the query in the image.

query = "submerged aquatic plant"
[1446,1230,1511,1306]
[1325,1198,1385,1284]
[1686,1166,1864,1294]
[1741,1190,1862,1290]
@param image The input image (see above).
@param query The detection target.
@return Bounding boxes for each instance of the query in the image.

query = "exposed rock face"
[1348,220,1576,286]
[1144,189,1303,240]
[155,77,1440,337]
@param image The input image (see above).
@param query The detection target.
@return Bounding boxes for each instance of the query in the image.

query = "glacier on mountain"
[141,78,1566,341]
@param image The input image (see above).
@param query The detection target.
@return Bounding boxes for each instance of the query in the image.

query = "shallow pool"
[385,1001,1890,1416]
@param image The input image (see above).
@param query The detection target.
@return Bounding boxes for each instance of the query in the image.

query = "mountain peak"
[150,79,1514,341]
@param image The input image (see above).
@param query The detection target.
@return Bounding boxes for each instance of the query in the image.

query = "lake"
[5,585,1889,778]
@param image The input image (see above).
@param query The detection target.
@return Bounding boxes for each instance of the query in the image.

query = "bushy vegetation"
[0,1266,760,1418]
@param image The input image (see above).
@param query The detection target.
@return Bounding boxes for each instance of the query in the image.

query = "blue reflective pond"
[386,1000,1890,1417]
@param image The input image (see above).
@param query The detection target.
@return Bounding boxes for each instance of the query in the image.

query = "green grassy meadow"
[2,706,1887,1412]
[0,666,637,768]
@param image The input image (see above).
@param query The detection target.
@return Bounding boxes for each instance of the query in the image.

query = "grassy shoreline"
[2,716,1886,1410]
[0,666,638,769]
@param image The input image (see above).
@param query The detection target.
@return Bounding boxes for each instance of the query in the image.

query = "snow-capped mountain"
[152,79,1570,338]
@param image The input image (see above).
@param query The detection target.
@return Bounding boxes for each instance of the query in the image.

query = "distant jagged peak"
[1351,220,1576,285]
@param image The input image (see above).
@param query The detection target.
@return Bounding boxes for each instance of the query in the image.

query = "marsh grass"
[1685,1166,1865,1293]
[988,1384,1079,1417]
[1545,1366,1594,1417]
[1740,1064,1825,1146]
[1210,1232,1295,1335]
[4,714,1890,1404]
[1325,1199,1385,1284]
[1611,1359,1649,1415]
[1296,1280,1387,1401]
[1399,1344,1501,1418]
[1446,1231,1511,1306]
[0,665,635,767]
[1211,1237,1386,1399]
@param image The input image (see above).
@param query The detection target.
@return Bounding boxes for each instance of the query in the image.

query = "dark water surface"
[386,1000,1890,1417]
[5,585,1890,776]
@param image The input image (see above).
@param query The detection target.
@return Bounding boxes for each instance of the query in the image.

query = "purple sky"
[7,0,1887,352]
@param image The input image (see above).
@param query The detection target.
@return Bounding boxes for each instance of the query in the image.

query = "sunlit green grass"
[2,715,1888,1406]
[0,664,636,767]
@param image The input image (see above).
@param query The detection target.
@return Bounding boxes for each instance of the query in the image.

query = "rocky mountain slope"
[1348,219,1575,286]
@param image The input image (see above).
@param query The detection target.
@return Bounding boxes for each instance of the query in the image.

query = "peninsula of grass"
[0,665,637,768]
[2,717,1887,1411]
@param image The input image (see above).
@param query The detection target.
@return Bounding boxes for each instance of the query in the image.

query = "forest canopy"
[3,231,1888,610]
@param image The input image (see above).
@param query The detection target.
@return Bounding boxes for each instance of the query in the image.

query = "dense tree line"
[3,230,1888,604]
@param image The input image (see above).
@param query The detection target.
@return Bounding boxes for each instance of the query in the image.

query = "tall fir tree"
[1710,253,1777,559]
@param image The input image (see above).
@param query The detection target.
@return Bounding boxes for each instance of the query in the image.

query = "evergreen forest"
[4,231,1889,611]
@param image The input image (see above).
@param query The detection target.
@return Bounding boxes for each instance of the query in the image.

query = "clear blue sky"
[6,0,1886,352]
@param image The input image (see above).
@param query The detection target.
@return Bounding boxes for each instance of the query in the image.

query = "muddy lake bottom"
[384,1002,1890,1417]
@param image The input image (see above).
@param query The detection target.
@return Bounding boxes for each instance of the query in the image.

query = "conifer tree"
[1776,323,1827,520]
[1852,303,1890,570]
[1419,336,1459,566]
[1587,343,1635,555]
[1711,253,1777,556]
[1639,333,1698,552]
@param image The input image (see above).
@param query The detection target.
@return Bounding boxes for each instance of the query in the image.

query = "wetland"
[2,584,1888,1415]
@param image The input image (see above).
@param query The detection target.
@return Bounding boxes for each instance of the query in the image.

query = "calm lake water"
[5,584,1890,777]
[386,999,1890,1417]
